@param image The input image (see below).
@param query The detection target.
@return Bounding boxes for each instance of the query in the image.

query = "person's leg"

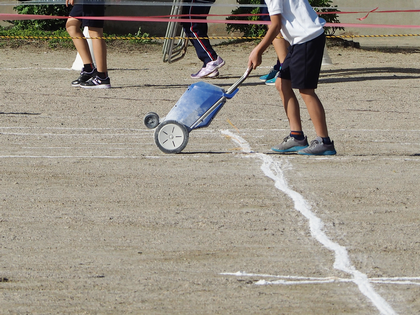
[66,18,92,65]
[88,27,107,75]
[182,2,217,65]
[264,36,289,85]
[78,3,110,88]
[277,34,335,155]
[79,26,110,88]
[272,36,289,64]
[288,34,330,138]
[297,90,336,155]
[276,78,302,132]
[67,17,97,86]
[181,0,224,78]
[299,89,328,138]
[297,86,336,155]
[271,78,309,153]
[271,42,311,153]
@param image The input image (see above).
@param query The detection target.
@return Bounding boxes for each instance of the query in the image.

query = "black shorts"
[260,0,270,22]
[279,33,325,89]
[69,1,105,28]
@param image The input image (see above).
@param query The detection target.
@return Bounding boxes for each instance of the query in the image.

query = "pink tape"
[1,13,420,29]
[0,13,271,25]
[357,7,379,20]
[325,22,420,29]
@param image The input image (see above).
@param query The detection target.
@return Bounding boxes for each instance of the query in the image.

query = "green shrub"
[226,0,267,38]
[226,0,343,38]
[12,4,70,31]
[310,0,343,35]
[127,28,153,44]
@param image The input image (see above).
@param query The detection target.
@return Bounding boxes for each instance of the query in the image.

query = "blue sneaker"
[265,75,278,85]
[259,68,278,81]
[272,136,309,153]
[297,137,337,155]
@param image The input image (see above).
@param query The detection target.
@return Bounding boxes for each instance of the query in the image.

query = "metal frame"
[162,0,189,63]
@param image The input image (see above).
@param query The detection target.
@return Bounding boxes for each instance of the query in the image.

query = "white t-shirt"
[264,0,325,45]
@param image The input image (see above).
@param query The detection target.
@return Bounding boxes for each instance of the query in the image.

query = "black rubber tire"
[144,112,160,129]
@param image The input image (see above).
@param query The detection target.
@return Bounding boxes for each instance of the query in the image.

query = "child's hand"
[248,47,262,70]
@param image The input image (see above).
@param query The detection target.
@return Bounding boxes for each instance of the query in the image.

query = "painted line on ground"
[0,155,142,159]
[0,127,147,131]
[222,272,420,286]
[0,67,73,71]
[0,133,148,137]
[220,129,396,315]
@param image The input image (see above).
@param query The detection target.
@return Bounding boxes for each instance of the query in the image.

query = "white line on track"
[0,155,142,159]
[0,133,147,137]
[0,127,146,131]
[221,129,397,315]
[0,67,73,71]
[221,272,420,286]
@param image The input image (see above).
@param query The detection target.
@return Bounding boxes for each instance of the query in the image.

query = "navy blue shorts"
[69,1,105,28]
[279,33,325,89]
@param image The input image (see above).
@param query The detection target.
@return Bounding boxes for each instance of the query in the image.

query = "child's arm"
[248,14,282,69]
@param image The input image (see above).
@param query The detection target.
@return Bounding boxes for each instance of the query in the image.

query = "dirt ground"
[0,40,420,314]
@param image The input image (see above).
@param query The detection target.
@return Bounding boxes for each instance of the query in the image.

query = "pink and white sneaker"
[191,56,225,79]
[207,70,219,78]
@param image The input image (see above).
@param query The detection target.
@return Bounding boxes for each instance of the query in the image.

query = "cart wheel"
[154,120,189,154]
[144,112,160,129]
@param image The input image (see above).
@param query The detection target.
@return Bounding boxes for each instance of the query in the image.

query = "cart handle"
[190,68,252,130]
[226,67,252,95]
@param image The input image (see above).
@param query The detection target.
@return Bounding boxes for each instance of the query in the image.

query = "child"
[66,0,111,89]
[248,0,336,155]
[182,0,225,78]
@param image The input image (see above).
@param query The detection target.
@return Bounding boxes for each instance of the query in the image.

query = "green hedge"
[226,0,343,38]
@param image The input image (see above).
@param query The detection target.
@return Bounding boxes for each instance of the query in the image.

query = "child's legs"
[276,78,302,132]
[88,27,107,73]
[280,34,328,137]
[272,36,289,64]
[299,89,329,137]
[181,2,217,65]
[66,18,93,65]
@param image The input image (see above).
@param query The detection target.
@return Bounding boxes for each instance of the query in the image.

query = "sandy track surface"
[1,42,420,314]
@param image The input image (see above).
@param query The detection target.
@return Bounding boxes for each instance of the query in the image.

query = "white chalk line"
[0,67,73,71]
[224,272,420,287]
[0,132,148,137]
[0,126,146,131]
[221,272,420,287]
[0,155,183,159]
[22,145,142,149]
[0,155,142,159]
[220,129,397,315]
